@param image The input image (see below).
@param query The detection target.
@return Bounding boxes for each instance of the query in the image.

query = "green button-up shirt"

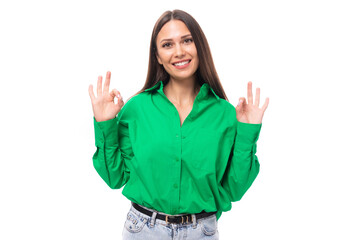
[92,80,262,220]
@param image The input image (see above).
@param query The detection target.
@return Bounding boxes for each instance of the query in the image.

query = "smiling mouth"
[172,60,191,66]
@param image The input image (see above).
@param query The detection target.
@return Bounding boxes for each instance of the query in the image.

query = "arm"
[92,107,133,189]
[221,121,262,202]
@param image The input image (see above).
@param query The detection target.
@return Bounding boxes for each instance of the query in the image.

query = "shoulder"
[117,92,147,120]
[213,98,238,128]
[218,98,237,117]
[124,91,150,109]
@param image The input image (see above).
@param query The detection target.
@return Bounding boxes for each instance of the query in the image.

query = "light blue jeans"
[122,204,219,239]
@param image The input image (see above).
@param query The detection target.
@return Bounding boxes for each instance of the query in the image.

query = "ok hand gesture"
[88,71,124,122]
[235,81,269,124]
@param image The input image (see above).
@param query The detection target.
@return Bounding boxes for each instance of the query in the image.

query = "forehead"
[157,20,191,42]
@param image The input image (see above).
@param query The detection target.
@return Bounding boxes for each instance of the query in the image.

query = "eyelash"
[162,38,193,48]
[184,38,193,44]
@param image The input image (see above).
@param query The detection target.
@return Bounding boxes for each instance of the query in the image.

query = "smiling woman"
[155,21,199,80]
[88,9,269,240]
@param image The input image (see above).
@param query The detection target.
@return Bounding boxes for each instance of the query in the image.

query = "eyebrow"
[160,34,192,43]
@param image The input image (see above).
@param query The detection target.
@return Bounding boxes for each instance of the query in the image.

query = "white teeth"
[174,60,190,66]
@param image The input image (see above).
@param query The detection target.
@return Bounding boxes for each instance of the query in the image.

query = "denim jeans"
[122,204,219,239]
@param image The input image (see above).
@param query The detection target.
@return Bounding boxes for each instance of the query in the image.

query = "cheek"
[191,52,199,66]
[157,50,172,62]
[188,47,198,60]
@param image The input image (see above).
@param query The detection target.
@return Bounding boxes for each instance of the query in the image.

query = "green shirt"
[92,80,262,220]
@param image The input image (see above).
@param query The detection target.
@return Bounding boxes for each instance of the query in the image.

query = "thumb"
[236,97,245,112]
[115,90,123,107]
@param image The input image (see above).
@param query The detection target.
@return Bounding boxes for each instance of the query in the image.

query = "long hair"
[130,9,228,101]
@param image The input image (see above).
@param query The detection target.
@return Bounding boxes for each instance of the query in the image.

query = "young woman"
[88,9,269,240]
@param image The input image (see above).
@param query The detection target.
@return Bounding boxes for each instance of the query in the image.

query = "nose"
[174,43,185,58]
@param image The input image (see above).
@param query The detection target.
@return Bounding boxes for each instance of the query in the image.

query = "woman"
[88,9,269,240]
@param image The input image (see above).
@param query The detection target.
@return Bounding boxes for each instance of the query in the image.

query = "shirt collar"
[144,81,220,100]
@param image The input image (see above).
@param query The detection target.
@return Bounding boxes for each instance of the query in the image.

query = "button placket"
[170,107,182,214]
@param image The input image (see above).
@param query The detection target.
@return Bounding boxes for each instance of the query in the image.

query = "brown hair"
[129,9,228,101]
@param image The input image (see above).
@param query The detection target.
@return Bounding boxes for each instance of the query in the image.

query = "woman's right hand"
[88,71,124,122]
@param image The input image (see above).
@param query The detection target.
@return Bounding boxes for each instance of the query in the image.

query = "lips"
[172,59,191,69]
[172,59,191,65]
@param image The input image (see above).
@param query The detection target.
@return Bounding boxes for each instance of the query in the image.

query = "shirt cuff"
[93,116,119,147]
[234,121,262,152]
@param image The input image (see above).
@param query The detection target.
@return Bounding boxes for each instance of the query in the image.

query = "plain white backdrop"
[1,0,359,239]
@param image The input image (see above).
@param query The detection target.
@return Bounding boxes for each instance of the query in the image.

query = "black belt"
[131,202,217,224]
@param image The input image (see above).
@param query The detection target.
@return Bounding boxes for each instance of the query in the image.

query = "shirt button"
[173,184,178,189]
[176,158,179,162]
[176,134,179,138]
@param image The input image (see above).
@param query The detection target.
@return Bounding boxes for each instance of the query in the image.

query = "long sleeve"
[92,106,133,189]
[221,121,262,202]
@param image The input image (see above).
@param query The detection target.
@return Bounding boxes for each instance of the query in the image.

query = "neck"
[163,78,201,107]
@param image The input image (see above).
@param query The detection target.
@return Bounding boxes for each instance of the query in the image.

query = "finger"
[110,89,120,102]
[238,97,247,105]
[88,84,96,102]
[117,92,124,106]
[254,87,260,107]
[236,97,246,111]
[103,71,111,94]
[115,90,124,106]
[97,76,102,97]
[261,97,269,112]
[247,81,253,105]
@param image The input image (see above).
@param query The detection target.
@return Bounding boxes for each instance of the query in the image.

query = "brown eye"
[162,42,171,48]
[184,38,193,44]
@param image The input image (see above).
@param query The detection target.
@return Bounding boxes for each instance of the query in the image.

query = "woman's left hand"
[236,81,269,124]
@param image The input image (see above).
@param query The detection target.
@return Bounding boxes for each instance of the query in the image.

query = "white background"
[1,0,359,239]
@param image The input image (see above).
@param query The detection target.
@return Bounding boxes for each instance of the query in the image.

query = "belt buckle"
[165,215,176,224]
[165,215,170,224]
[165,214,189,224]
